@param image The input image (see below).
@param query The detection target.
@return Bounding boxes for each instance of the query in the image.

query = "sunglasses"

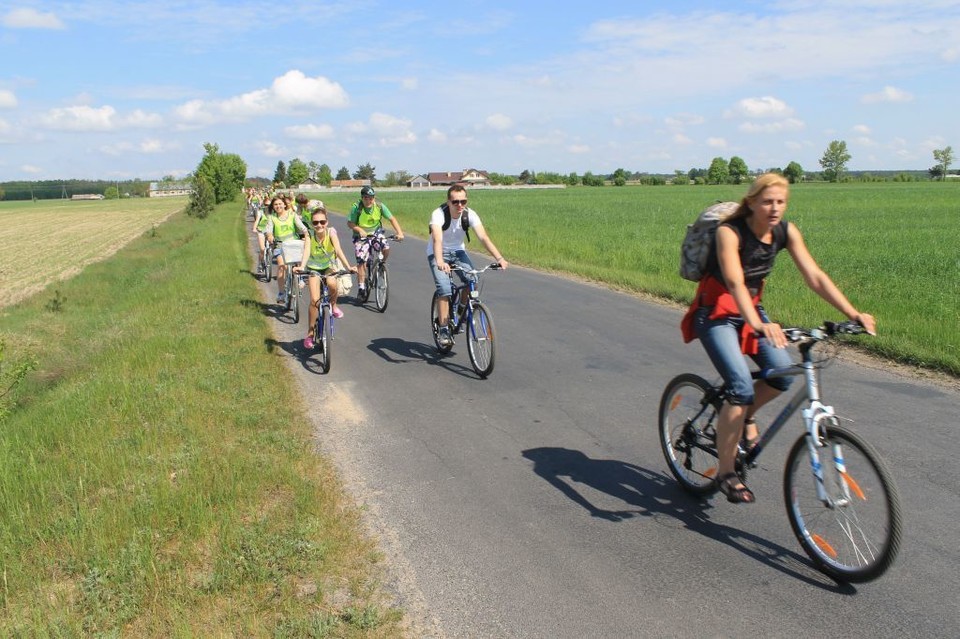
[312,219,328,226]
[449,199,468,206]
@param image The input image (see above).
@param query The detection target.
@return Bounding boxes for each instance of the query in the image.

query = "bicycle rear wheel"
[466,302,496,377]
[784,425,901,583]
[658,373,721,495]
[374,262,389,312]
[318,305,332,373]
[264,251,273,282]
[430,292,453,354]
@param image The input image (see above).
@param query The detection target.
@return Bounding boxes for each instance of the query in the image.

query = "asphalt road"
[251,215,959,638]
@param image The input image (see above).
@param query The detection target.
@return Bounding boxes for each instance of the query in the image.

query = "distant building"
[328,179,371,190]
[148,181,193,197]
[407,175,431,188]
[425,169,490,187]
[71,193,105,200]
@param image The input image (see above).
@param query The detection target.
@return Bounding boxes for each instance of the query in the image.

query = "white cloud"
[706,137,727,148]
[861,86,913,104]
[347,112,417,147]
[2,8,65,29]
[673,133,693,145]
[37,104,162,131]
[943,47,960,62]
[485,114,513,131]
[255,140,286,157]
[853,124,871,134]
[0,90,17,108]
[568,144,590,154]
[665,114,705,128]
[39,105,117,131]
[739,118,804,134]
[21,164,42,174]
[175,70,349,126]
[427,128,448,143]
[400,77,418,91]
[726,96,794,119]
[0,117,9,134]
[284,123,335,140]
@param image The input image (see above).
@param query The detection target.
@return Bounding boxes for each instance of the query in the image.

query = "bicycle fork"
[802,401,854,508]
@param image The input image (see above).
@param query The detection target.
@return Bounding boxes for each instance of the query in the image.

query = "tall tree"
[287,158,309,186]
[352,163,376,183]
[819,140,851,182]
[273,160,287,186]
[783,161,804,183]
[336,166,351,180]
[707,157,730,185]
[316,163,332,185]
[193,142,246,204]
[932,146,953,181]
[727,156,749,184]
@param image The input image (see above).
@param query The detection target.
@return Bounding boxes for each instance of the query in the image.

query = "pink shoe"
[332,306,344,319]
[303,336,315,349]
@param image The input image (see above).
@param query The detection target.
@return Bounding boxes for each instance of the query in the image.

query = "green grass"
[321,182,960,375]
[0,203,404,636]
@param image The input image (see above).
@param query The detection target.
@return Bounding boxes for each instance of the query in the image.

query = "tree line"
[262,141,954,190]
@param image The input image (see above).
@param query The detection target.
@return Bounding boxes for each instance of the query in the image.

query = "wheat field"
[0,197,187,307]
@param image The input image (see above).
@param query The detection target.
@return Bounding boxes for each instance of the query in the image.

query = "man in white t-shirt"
[427,185,509,346]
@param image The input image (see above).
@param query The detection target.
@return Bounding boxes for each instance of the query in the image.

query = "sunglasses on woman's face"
[312,219,328,226]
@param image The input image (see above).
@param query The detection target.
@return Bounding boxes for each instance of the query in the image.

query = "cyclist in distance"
[428,184,509,347]
[347,186,405,298]
[264,195,309,305]
[680,172,875,504]
[294,193,312,228]
[252,196,270,272]
[293,204,357,349]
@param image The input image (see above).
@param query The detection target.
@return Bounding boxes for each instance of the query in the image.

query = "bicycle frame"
[713,336,849,508]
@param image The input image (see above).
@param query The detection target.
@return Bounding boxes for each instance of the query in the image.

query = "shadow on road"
[521,446,855,593]
[367,336,484,379]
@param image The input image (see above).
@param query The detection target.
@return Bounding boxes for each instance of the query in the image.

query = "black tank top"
[707,216,788,289]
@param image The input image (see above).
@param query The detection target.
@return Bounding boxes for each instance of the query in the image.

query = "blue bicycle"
[299,269,351,374]
[430,262,501,378]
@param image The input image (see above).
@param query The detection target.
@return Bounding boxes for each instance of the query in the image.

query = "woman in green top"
[292,205,356,350]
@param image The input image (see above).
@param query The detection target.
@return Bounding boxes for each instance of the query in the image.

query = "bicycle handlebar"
[782,320,868,344]
[447,262,503,275]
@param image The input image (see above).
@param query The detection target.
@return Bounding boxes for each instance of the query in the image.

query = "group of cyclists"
[251,174,875,508]
[250,184,509,351]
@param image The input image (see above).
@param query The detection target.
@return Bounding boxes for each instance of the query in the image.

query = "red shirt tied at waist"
[680,274,765,355]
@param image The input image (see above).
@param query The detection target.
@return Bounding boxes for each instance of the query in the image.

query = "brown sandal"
[717,473,756,504]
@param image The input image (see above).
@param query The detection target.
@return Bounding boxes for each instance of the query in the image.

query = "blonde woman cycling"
[264,196,308,304]
[293,205,356,349]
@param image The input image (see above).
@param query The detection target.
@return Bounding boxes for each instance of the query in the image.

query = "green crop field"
[319,181,960,375]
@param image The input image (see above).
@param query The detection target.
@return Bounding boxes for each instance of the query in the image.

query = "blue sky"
[1,0,958,181]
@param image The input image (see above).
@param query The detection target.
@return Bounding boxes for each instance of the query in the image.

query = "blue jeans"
[693,306,794,405]
[428,250,475,298]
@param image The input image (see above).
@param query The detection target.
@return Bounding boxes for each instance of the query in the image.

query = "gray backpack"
[679,201,740,281]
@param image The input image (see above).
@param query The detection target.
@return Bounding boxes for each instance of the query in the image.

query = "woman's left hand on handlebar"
[854,312,876,335]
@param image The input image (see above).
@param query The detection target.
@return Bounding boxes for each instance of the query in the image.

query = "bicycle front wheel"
[318,305,332,373]
[784,425,902,583]
[466,302,496,377]
[262,251,272,282]
[374,262,389,312]
[284,273,294,311]
[658,374,721,496]
[292,278,301,323]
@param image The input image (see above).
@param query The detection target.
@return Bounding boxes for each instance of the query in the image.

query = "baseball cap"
[360,186,376,198]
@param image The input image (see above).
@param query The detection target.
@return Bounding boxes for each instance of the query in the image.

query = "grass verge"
[0,202,404,636]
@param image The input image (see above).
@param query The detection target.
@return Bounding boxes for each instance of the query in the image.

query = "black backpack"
[429,203,471,242]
